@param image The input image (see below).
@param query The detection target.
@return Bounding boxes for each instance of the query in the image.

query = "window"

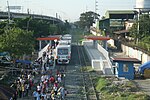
[123,64,128,72]
[58,49,68,55]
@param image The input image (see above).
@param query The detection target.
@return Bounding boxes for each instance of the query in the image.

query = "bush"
[96,78,109,92]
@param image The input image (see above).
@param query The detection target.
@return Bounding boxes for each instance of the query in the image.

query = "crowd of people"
[10,71,35,100]
[33,70,67,100]
[10,44,67,100]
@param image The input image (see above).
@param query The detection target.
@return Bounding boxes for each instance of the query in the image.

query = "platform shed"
[36,35,61,50]
[84,36,111,50]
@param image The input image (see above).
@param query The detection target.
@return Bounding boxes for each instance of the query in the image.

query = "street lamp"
[103,28,106,36]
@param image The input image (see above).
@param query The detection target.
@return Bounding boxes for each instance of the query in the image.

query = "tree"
[0,17,66,54]
[129,23,138,44]
[0,27,34,55]
[129,14,150,44]
[77,11,100,29]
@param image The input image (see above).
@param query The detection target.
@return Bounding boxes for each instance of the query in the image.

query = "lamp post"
[103,28,106,36]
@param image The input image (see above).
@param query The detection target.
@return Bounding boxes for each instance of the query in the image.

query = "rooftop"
[85,36,111,40]
[105,10,136,19]
[113,30,129,34]
[112,57,141,63]
[36,36,61,40]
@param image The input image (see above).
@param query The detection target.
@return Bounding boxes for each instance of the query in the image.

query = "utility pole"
[27,8,30,31]
[7,1,11,24]
[94,0,98,21]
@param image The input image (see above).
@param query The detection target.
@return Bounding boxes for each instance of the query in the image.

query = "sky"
[0,0,135,22]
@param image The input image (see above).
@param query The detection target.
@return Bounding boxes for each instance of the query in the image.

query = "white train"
[54,34,72,64]
[58,40,70,45]
[54,45,71,64]
[61,34,72,45]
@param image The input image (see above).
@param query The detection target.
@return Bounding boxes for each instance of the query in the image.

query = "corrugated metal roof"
[106,10,135,14]
[112,57,141,63]
[85,36,111,40]
[36,36,60,40]
[113,30,129,34]
[105,10,136,19]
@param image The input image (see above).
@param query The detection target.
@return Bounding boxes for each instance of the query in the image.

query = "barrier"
[97,43,113,75]
[83,40,113,75]
[83,41,102,71]
[38,44,50,59]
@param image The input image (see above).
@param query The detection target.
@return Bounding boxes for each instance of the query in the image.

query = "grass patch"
[80,66,95,72]
[95,77,109,92]
[94,77,150,100]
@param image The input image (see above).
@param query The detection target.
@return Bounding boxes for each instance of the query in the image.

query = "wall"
[117,62,134,80]
[96,43,113,74]
[108,39,150,64]
[121,44,150,64]
[83,41,102,71]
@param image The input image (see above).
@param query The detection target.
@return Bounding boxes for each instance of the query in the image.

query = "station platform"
[83,40,113,75]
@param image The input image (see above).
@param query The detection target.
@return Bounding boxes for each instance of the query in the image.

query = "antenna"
[86,5,88,12]
[95,0,98,14]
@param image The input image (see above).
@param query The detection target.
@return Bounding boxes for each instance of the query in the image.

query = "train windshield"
[58,49,68,55]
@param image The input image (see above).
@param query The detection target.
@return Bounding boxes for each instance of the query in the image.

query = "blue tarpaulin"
[15,60,31,64]
[138,61,150,74]
[0,52,10,56]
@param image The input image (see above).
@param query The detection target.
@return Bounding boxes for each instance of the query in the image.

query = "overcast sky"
[0,0,135,22]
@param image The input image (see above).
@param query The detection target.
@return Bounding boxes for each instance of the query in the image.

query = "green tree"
[14,18,66,37]
[139,14,150,38]
[0,27,34,55]
[129,14,150,44]
[78,11,100,29]
[0,17,66,53]
[0,21,8,35]
[129,23,138,44]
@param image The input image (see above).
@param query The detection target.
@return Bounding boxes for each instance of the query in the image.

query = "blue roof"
[138,61,150,74]
[16,60,31,64]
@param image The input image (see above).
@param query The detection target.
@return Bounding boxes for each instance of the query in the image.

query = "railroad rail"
[77,45,99,100]
[0,85,15,99]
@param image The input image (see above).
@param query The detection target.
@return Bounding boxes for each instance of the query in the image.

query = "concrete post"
[93,40,97,48]
[103,40,108,50]
[39,40,41,51]
[49,40,51,46]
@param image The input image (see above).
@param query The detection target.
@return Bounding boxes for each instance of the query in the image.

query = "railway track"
[0,85,14,99]
[77,45,99,100]
[55,64,67,87]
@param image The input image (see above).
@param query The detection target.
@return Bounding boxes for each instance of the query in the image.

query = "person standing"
[33,91,37,100]
[60,86,65,100]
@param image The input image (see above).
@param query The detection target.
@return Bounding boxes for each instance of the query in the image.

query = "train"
[61,34,72,45]
[54,34,72,64]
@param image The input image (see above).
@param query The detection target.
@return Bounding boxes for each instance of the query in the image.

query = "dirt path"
[134,79,150,96]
